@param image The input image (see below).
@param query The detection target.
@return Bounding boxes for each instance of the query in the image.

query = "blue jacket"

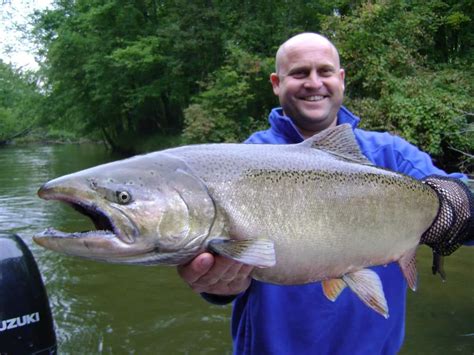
[231,107,464,355]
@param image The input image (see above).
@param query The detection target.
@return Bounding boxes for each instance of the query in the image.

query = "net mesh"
[420,175,474,256]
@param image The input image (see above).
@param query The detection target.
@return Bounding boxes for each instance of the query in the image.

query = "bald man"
[178,33,466,354]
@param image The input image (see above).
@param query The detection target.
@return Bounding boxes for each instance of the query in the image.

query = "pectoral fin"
[208,238,276,268]
[342,269,389,319]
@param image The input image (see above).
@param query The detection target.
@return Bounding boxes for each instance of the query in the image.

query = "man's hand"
[177,253,254,296]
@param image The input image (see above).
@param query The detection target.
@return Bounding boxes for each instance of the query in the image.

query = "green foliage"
[33,0,186,153]
[323,0,473,172]
[0,61,41,142]
[29,0,472,171]
[0,107,16,138]
[183,44,275,143]
[133,133,183,154]
[324,1,439,98]
[32,0,335,152]
[346,69,472,156]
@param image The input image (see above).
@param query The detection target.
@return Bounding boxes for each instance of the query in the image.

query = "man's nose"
[303,70,323,88]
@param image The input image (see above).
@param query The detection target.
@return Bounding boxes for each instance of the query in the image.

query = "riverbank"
[5,128,100,146]
[3,128,183,157]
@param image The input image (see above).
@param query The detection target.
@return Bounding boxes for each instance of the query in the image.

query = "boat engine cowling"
[0,234,57,354]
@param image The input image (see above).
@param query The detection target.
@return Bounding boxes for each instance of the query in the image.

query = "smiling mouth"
[301,95,326,102]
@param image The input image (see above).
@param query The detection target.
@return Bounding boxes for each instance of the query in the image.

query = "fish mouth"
[70,201,115,233]
[33,182,142,260]
[38,189,137,244]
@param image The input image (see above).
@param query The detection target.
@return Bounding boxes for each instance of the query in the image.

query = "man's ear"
[270,73,280,95]
[340,68,345,92]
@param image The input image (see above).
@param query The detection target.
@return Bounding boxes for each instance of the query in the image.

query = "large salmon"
[34,124,441,317]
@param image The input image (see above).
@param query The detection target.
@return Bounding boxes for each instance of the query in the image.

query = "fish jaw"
[34,229,140,261]
[33,228,197,265]
[37,178,139,244]
[33,177,156,263]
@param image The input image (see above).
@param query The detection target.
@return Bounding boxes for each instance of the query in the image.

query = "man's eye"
[291,71,307,79]
[319,68,334,76]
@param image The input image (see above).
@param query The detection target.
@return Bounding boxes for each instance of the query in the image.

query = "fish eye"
[116,191,132,204]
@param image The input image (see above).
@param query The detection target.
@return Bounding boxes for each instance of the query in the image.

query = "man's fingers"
[177,253,215,284]
[221,263,253,282]
[217,264,253,294]
[193,255,239,286]
[177,253,254,295]
[192,259,254,294]
[220,263,243,281]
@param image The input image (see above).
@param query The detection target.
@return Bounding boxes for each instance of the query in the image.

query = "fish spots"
[88,178,98,189]
[246,169,353,185]
[243,168,428,199]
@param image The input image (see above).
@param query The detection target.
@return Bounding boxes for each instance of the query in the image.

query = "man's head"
[271,33,345,137]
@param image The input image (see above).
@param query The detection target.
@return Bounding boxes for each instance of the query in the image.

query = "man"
[178,33,470,354]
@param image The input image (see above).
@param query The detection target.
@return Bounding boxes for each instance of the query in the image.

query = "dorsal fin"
[301,124,372,165]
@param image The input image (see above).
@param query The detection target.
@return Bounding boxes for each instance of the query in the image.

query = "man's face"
[270,39,345,137]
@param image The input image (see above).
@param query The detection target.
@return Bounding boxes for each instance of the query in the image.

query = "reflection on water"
[0,143,472,354]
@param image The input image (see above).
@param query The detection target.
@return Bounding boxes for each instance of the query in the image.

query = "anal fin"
[208,238,276,268]
[342,269,389,319]
[398,247,418,291]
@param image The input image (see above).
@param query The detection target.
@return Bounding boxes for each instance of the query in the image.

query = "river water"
[0,143,472,354]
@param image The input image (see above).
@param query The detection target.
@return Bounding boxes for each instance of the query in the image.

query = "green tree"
[323,0,473,172]
[183,43,275,143]
[32,0,472,171]
[34,0,169,152]
[32,0,335,152]
[0,60,41,143]
[33,0,232,153]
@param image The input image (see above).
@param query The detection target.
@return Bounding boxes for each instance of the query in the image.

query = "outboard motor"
[0,234,57,354]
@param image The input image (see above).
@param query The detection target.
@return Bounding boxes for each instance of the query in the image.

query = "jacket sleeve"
[390,135,465,180]
[201,292,238,305]
[356,130,465,180]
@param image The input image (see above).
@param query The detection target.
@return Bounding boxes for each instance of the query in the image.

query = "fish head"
[33,152,215,265]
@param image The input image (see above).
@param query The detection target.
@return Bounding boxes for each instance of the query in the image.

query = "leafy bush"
[0,62,41,142]
[183,43,276,143]
[347,68,472,157]
[324,1,473,173]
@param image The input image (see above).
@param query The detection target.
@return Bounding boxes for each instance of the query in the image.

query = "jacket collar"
[269,106,361,143]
